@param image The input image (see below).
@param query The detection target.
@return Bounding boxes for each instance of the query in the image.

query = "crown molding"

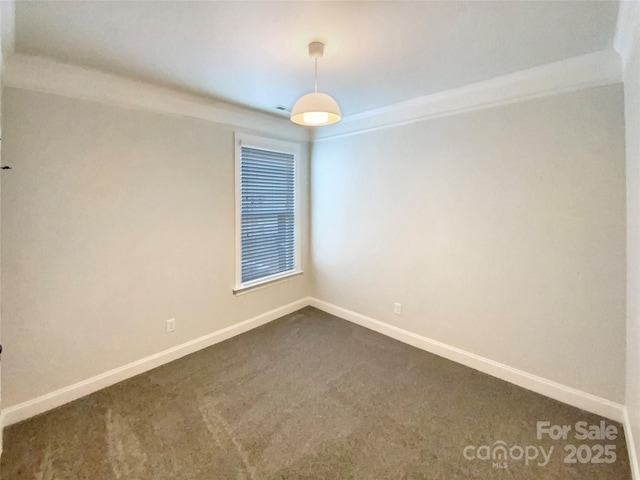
[314,49,622,141]
[615,0,640,75]
[2,47,622,144]
[3,54,310,142]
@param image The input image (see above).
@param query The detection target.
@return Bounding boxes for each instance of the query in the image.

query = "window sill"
[233,270,303,296]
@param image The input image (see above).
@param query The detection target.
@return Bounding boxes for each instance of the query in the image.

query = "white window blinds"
[240,146,296,285]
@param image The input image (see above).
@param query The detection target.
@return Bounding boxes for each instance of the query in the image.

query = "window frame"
[234,132,302,294]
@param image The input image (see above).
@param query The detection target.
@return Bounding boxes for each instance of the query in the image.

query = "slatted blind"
[240,146,296,284]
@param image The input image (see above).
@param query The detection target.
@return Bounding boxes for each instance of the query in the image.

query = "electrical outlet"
[394,303,402,315]
[166,318,176,333]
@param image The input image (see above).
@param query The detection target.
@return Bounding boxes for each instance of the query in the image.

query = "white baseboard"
[0,297,628,433]
[625,407,640,480]
[309,298,625,423]
[1,297,312,427]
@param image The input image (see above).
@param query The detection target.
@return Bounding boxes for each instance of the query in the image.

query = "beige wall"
[0,80,629,418]
[624,18,640,474]
[0,88,311,407]
[311,85,626,402]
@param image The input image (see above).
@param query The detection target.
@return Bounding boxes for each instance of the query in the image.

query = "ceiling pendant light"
[291,42,341,126]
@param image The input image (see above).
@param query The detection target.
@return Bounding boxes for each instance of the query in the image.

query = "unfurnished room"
[0,1,638,479]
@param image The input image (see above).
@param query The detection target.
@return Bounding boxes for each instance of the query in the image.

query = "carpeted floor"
[1,307,632,479]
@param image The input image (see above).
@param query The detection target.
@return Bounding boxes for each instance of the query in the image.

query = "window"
[234,133,301,292]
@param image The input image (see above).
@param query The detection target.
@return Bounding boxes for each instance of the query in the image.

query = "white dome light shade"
[290,92,341,126]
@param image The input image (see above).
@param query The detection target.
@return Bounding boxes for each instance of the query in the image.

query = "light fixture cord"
[314,58,318,93]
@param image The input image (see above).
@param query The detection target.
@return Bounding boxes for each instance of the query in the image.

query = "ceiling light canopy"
[291,42,341,127]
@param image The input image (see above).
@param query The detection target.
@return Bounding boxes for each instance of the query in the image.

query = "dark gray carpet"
[1,307,631,479]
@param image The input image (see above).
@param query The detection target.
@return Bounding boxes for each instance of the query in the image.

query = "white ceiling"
[15,1,619,118]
